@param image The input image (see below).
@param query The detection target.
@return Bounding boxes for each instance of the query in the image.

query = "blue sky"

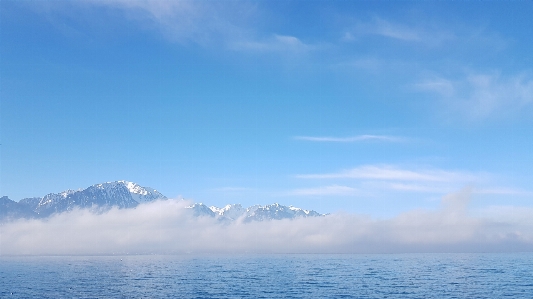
[1,1,533,217]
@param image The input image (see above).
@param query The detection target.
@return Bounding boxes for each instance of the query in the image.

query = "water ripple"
[1,253,533,298]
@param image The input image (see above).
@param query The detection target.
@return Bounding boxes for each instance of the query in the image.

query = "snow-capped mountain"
[3,181,323,222]
[119,180,167,203]
[246,203,322,221]
[17,181,167,218]
[186,202,324,222]
[210,204,246,220]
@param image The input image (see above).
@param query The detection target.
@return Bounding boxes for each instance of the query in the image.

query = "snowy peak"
[32,182,138,216]
[187,202,324,222]
[288,206,322,216]
[209,204,245,220]
[17,181,167,217]
[243,203,322,221]
[116,180,167,203]
[84,180,166,204]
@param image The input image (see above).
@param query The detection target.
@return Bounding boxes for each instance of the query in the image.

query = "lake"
[1,253,532,298]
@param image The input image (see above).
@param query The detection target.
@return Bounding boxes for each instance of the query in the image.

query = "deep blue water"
[1,253,533,298]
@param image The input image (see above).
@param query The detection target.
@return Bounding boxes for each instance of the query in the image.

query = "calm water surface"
[1,253,532,298]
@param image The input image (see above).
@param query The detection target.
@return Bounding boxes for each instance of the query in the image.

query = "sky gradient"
[1,0,533,219]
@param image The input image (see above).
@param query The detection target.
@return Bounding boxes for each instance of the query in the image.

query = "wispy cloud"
[296,165,531,196]
[49,1,315,55]
[2,190,533,255]
[34,0,257,46]
[212,187,250,192]
[230,34,314,53]
[388,182,449,193]
[344,17,454,46]
[371,18,421,41]
[288,185,357,196]
[416,71,533,120]
[415,77,455,97]
[343,18,419,42]
[294,135,403,143]
[473,187,533,196]
[297,165,476,182]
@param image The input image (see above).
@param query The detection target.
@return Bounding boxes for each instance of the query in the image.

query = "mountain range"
[0,181,324,222]
[186,202,323,222]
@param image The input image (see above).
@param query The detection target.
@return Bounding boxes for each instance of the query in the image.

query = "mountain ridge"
[1,181,324,222]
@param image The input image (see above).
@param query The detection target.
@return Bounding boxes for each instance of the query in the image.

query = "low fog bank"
[1,189,532,255]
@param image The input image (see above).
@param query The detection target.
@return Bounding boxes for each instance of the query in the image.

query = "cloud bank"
[1,189,532,255]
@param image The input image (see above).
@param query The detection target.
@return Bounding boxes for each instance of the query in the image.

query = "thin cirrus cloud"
[388,182,449,193]
[385,183,532,195]
[288,185,357,196]
[296,165,477,183]
[229,34,315,53]
[43,0,257,45]
[343,17,454,47]
[342,18,419,42]
[473,187,533,196]
[415,72,533,120]
[82,1,314,54]
[212,187,250,192]
[294,135,403,143]
[341,15,511,57]
[295,166,529,196]
[368,18,420,41]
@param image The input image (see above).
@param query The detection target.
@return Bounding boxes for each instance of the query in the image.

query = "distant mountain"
[18,197,41,210]
[0,196,39,221]
[186,202,324,222]
[15,181,167,218]
[2,181,323,222]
